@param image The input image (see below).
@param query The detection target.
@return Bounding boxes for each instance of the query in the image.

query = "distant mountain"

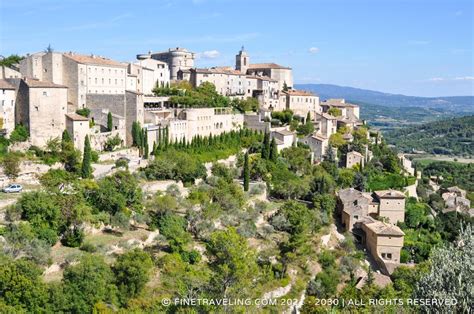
[295,84,474,130]
[295,84,474,112]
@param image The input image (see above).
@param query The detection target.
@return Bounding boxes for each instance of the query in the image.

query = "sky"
[0,0,473,97]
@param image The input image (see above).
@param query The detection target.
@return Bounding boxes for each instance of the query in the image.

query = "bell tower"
[235,46,249,74]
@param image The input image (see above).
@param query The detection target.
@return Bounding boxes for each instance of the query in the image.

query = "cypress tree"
[143,129,149,159]
[107,112,113,131]
[152,142,157,156]
[270,137,278,162]
[262,132,270,159]
[81,135,92,178]
[243,151,250,192]
[61,129,72,151]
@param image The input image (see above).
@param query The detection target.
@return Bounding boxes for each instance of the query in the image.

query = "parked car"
[3,184,23,193]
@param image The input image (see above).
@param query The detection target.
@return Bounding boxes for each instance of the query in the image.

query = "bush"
[61,226,84,247]
[2,152,21,178]
[9,124,29,143]
[76,108,91,117]
[79,242,97,253]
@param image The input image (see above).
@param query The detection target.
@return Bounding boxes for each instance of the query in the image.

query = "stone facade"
[1,66,21,79]
[346,150,364,168]
[271,128,295,152]
[66,113,90,151]
[16,79,67,147]
[374,190,406,224]
[145,47,195,81]
[0,80,16,137]
[278,90,320,118]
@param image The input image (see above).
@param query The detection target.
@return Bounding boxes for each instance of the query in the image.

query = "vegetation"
[385,115,474,156]
[9,124,29,143]
[81,135,92,178]
[0,54,24,67]
[155,82,231,108]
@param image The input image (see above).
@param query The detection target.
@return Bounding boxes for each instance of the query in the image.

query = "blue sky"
[0,0,472,96]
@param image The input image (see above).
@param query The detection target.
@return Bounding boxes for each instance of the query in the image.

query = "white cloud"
[197,50,220,59]
[308,47,320,54]
[428,76,474,82]
[454,76,474,81]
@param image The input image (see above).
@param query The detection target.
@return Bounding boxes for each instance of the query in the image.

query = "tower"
[235,46,249,74]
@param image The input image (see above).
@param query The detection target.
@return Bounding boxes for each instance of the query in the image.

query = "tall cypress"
[243,151,250,192]
[61,129,72,151]
[270,137,278,162]
[262,132,270,159]
[81,135,92,178]
[107,112,113,132]
[143,129,149,159]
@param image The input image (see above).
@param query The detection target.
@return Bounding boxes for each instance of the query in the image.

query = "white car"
[3,184,23,193]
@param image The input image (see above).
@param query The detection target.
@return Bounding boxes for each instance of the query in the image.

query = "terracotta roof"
[0,79,15,90]
[363,218,405,236]
[64,52,126,67]
[23,79,67,88]
[248,63,291,70]
[283,90,315,97]
[66,113,89,121]
[374,190,406,199]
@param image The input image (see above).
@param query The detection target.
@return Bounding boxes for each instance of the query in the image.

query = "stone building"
[337,188,406,231]
[65,113,90,151]
[142,47,195,81]
[0,79,16,137]
[374,190,406,224]
[1,66,21,79]
[16,78,67,147]
[358,216,405,274]
[133,58,170,93]
[346,150,364,168]
[278,90,320,118]
[300,133,330,163]
[270,129,296,152]
[145,107,243,147]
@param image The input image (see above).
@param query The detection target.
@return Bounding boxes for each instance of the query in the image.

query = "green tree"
[81,135,92,179]
[261,132,270,159]
[206,228,259,299]
[61,129,72,150]
[243,151,250,191]
[143,129,149,159]
[107,112,113,131]
[0,54,24,67]
[414,225,472,313]
[0,258,48,312]
[63,255,118,313]
[327,107,342,117]
[2,153,21,178]
[9,124,29,142]
[113,249,153,303]
[269,137,278,162]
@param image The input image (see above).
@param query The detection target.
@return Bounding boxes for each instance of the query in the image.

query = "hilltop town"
[0,47,471,313]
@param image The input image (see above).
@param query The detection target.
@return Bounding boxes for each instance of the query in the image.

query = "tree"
[269,137,278,162]
[107,112,113,132]
[63,255,118,313]
[243,151,250,191]
[0,258,48,312]
[206,228,259,299]
[329,133,346,149]
[9,124,29,142]
[2,153,20,178]
[261,132,270,159]
[61,129,72,150]
[81,135,92,179]
[414,225,473,313]
[327,107,342,117]
[0,54,24,67]
[283,82,289,91]
[104,134,121,151]
[143,129,149,159]
[353,172,367,191]
[113,249,153,303]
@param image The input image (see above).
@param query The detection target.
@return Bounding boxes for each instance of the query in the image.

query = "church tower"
[235,46,249,74]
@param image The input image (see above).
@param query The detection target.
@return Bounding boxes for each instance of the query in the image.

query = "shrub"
[79,242,97,253]
[9,124,29,142]
[61,226,84,247]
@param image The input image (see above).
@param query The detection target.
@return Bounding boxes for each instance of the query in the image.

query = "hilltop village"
[0,47,471,313]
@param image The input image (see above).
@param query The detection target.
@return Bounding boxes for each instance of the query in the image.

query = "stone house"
[270,128,296,152]
[278,90,320,119]
[374,190,406,224]
[0,79,16,137]
[16,78,67,147]
[346,150,364,168]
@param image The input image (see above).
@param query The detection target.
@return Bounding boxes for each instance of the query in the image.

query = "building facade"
[143,47,195,81]
[0,80,16,137]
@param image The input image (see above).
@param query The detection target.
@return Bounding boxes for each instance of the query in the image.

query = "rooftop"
[66,113,89,121]
[374,189,406,199]
[363,218,405,236]
[0,79,15,90]
[248,63,291,70]
[64,52,126,67]
[23,78,67,88]
[348,151,364,157]
[283,90,315,97]
[274,129,294,136]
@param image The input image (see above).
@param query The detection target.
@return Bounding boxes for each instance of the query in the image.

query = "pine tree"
[81,135,92,178]
[107,112,113,132]
[270,137,278,162]
[243,151,250,192]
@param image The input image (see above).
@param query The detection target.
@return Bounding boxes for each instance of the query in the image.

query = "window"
[43,91,48,96]
[353,215,359,220]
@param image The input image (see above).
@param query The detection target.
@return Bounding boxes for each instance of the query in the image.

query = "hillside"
[384,115,474,156]
[295,83,474,130]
